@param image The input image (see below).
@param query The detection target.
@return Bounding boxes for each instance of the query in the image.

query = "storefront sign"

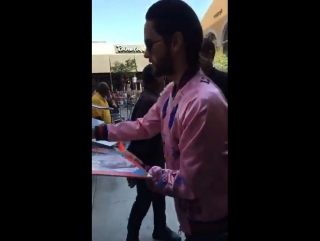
[214,9,222,18]
[115,45,145,54]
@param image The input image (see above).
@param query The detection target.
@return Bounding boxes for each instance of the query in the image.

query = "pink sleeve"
[149,94,228,199]
[106,101,161,141]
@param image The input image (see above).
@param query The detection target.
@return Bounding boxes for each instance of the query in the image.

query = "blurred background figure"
[200,38,228,101]
[106,89,118,110]
[92,82,112,124]
[126,64,178,241]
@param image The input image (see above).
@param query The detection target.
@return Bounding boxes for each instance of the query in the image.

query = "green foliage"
[110,58,137,91]
[110,58,137,77]
[214,54,228,72]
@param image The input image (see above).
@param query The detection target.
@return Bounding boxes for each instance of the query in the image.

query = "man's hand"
[127,178,137,188]
[111,99,117,107]
[146,166,168,192]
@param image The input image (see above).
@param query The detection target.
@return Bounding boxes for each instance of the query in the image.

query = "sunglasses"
[145,39,163,52]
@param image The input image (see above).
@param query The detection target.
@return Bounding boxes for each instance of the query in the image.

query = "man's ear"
[171,32,184,53]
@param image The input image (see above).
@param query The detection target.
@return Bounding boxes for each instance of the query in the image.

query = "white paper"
[92,104,113,110]
[92,118,104,127]
[92,139,117,147]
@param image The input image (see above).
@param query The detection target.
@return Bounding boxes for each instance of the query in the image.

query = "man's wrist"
[94,125,109,141]
[92,128,95,139]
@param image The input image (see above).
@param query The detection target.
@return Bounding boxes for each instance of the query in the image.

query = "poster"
[92,148,149,178]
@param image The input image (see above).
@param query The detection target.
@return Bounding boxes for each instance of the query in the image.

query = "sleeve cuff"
[94,125,109,141]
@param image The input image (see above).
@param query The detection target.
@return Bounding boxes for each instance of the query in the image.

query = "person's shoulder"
[93,94,108,106]
[186,91,227,121]
[184,73,227,107]
[92,93,99,103]
[208,69,228,97]
[210,68,228,82]
[139,92,157,106]
[215,68,228,78]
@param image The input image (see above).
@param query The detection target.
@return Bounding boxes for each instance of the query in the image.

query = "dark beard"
[153,50,174,77]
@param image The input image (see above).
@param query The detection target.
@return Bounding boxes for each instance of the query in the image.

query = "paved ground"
[92,108,184,241]
[92,176,184,241]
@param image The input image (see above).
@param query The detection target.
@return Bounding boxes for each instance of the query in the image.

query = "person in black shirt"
[126,64,180,241]
[200,38,228,101]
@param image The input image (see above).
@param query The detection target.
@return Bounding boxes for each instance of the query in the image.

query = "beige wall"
[201,0,228,51]
[92,55,111,73]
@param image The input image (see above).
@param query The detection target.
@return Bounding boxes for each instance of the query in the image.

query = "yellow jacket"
[92,93,112,124]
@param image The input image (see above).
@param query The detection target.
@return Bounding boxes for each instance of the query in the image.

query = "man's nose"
[144,49,150,59]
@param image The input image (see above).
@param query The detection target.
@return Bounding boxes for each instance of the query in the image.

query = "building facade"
[92,41,149,92]
[201,0,228,56]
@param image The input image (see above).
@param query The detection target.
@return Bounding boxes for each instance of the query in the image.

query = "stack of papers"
[92,139,117,147]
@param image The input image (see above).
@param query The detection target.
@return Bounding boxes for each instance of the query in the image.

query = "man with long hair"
[93,1,228,240]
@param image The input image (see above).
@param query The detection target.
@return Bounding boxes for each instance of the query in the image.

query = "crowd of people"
[92,86,139,124]
[92,1,228,241]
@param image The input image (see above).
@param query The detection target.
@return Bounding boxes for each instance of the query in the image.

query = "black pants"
[127,179,166,237]
[185,231,228,241]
